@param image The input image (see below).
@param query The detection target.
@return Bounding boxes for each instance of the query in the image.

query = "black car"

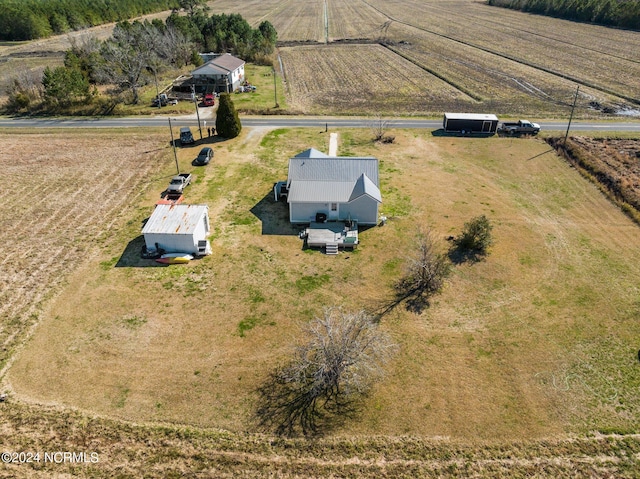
[194,147,213,165]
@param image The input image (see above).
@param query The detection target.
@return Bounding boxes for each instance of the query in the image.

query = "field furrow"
[365,0,640,102]
[326,0,389,41]
[280,44,471,114]
[0,131,165,369]
[259,0,325,42]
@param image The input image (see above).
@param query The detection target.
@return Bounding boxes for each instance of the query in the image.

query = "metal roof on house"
[350,173,382,202]
[191,54,245,76]
[211,53,245,71]
[288,156,379,185]
[294,148,328,158]
[287,152,381,204]
[142,204,209,236]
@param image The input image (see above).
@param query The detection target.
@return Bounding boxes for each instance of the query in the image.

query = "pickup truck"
[498,120,541,135]
[167,173,192,194]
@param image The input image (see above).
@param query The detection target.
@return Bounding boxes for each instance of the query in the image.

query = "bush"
[453,215,493,255]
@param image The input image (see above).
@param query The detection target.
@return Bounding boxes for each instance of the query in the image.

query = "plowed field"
[0,129,166,374]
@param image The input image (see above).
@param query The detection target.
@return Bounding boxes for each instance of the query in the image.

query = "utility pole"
[564,85,580,145]
[273,67,279,108]
[153,69,161,109]
[191,84,203,140]
[168,117,179,175]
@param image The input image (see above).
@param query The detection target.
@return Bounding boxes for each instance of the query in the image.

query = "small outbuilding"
[142,204,212,256]
[284,148,382,225]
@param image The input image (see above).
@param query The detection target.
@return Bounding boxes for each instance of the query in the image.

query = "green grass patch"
[295,274,331,294]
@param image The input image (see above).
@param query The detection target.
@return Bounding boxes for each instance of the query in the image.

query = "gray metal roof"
[287,152,381,203]
[294,148,328,158]
[350,173,382,202]
[192,54,245,76]
[142,204,208,235]
[288,156,379,185]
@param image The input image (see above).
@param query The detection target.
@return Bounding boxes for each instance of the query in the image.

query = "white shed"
[142,204,212,256]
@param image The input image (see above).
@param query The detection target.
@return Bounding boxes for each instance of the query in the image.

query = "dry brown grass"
[0,129,167,376]
[4,127,640,447]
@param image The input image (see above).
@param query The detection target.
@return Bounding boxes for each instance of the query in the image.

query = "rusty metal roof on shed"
[142,204,209,236]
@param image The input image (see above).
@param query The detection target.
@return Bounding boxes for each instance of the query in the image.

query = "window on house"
[331,203,337,211]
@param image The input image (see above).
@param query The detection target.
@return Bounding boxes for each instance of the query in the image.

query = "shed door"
[482,121,492,132]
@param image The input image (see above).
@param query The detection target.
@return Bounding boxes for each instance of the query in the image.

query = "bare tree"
[369,114,395,143]
[256,308,396,436]
[377,228,451,316]
[4,65,45,111]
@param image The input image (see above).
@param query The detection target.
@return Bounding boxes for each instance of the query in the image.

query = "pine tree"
[215,93,242,139]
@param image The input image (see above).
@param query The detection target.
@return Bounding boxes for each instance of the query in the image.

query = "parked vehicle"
[152,93,178,107]
[194,147,213,166]
[443,112,499,135]
[156,192,184,206]
[498,120,541,135]
[202,94,215,106]
[167,173,193,194]
[179,127,194,145]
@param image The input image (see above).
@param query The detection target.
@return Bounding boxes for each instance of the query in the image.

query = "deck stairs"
[325,242,339,255]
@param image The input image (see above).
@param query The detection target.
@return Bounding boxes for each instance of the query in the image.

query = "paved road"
[0,115,639,132]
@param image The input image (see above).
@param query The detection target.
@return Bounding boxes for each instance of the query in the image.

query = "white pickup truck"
[167,173,192,194]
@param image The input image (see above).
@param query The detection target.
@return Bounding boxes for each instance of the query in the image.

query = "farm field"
[208,0,640,116]
[4,127,640,451]
[279,44,470,114]
[0,129,166,376]
[1,0,639,118]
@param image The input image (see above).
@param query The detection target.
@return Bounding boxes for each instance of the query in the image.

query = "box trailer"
[443,113,499,134]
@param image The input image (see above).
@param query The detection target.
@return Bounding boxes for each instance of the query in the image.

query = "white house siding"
[341,196,378,225]
[289,196,378,225]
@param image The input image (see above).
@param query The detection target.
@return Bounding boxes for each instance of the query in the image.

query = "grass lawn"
[8,127,640,441]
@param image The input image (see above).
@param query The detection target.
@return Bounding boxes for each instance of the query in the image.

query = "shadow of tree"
[369,281,433,319]
[447,246,487,265]
[254,369,358,437]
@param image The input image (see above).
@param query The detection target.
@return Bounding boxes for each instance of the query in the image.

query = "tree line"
[0,0,177,41]
[5,6,277,113]
[487,0,640,30]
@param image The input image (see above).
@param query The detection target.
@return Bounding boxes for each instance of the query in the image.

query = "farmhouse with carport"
[142,204,212,257]
[275,148,382,253]
[190,53,245,94]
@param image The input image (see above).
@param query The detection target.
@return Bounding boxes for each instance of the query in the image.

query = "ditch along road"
[1,116,640,133]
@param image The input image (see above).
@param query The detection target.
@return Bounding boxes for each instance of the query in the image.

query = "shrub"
[453,215,493,255]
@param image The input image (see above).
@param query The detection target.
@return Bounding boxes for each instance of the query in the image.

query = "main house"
[191,53,245,93]
[284,148,382,225]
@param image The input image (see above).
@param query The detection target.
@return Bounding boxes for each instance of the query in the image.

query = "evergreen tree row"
[0,0,177,41]
[168,12,278,63]
[487,0,640,30]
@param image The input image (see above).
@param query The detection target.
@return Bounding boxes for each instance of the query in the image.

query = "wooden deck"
[304,221,358,251]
